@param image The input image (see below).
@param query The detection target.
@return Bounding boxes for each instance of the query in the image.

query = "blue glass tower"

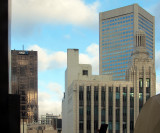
[99,4,155,80]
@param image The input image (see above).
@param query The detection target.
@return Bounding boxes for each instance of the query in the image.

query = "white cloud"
[38,91,62,117]
[155,50,160,94]
[149,2,160,26]
[155,50,160,70]
[156,75,160,94]
[38,82,63,117]
[149,3,160,94]
[148,2,160,44]
[86,43,99,56]
[28,43,99,73]
[12,0,99,29]
[47,82,63,99]
[79,43,99,74]
[28,45,67,71]
[38,92,51,102]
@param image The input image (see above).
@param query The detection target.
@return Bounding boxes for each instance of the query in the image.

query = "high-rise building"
[11,50,38,123]
[99,4,155,80]
[62,29,156,133]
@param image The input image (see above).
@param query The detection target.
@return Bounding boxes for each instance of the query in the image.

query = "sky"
[11,0,160,117]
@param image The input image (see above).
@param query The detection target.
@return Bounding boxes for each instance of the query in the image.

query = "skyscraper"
[99,4,155,80]
[11,50,38,123]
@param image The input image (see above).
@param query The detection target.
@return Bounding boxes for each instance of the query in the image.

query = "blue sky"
[11,0,160,117]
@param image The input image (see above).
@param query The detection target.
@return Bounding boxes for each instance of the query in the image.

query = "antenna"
[23,44,24,51]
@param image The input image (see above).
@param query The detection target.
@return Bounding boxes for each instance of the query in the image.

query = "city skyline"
[11,0,160,117]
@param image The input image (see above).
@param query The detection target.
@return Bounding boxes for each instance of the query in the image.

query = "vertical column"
[113,85,116,133]
[133,69,136,127]
[91,85,94,133]
[127,85,130,133]
[98,85,101,129]
[120,85,123,133]
[133,4,139,33]
[136,69,139,118]
[150,67,153,97]
[134,68,139,125]
[143,67,146,104]
[76,84,79,133]
[84,85,87,133]
[105,85,108,133]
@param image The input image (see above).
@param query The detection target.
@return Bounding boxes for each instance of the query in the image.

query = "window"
[139,78,143,88]
[87,120,91,130]
[101,109,105,121]
[94,120,98,130]
[101,90,105,101]
[79,91,83,101]
[79,121,83,130]
[79,86,84,106]
[94,106,98,116]
[116,87,120,99]
[130,121,134,131]
[123,106,127,114]
[87,91,91,101]
[109,87,113,105]
[108,122,112,130]
[83,70,88,75]
[94,91,98,101]
[87,106,91,115]
[116,109,120,122]
[116,122,120,130]
[146,78,150,87]
[130,87,134,102]
[79,108,83,116]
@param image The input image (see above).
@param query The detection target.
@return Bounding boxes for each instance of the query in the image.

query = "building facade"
[41,113,59,125]
[99,4,155,80]
[62,30,156,133]
[11,50,38,123]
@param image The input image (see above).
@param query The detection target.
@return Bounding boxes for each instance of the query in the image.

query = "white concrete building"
[62,30,156,133]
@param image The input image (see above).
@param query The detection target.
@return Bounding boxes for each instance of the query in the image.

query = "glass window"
[87,120,91,130]
[139,78,143,88]
[139,93,143,100]
[79,108,83,115]
[87,106,91,115]
[146,78,150,87]
[108,122,112,130]
[116,122,120,130]
[79,90,83,101]
[116,93,120,99]
[79,121,83,130]
[83,70,88,75]
[94,90,98,101]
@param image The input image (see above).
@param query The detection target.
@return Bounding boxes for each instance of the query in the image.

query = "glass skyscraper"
[11,50,38,123]
[99,4,155,80]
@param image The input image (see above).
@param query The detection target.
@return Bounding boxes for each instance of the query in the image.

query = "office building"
[62,30,156,133]
[41,113,59,125]
[99,4,155,80]
[11,50,38,123]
